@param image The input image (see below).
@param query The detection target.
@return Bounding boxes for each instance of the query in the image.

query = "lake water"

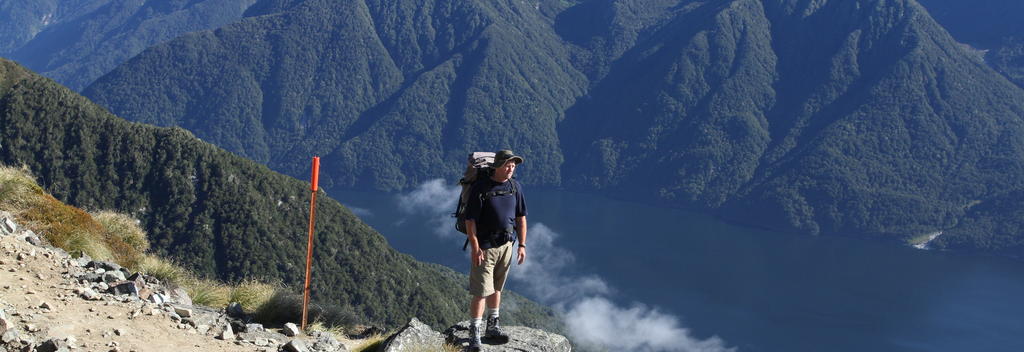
[335,186,1024,352]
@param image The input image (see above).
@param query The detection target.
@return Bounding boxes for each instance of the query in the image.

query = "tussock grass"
[136,254,189,283]
[229,279,278,313]
[93,211,149,268]
[186,278,232,307]
[0,166,43,211]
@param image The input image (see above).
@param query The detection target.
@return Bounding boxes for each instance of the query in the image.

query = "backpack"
[452,152,518,250]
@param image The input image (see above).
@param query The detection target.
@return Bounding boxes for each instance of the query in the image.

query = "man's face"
[493,160,517,181]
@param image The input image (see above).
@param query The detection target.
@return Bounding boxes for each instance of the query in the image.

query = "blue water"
[335,188,1024,352]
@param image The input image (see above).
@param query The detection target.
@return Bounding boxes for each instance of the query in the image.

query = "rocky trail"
[0,214,359,352]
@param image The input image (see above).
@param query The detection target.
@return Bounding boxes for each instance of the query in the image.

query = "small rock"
[169,287,192,306]
[147,293,167,304]
[283,323,300,337]
[196,325,210,335]
[102,271,126,284]
[254,338,270,346]
[24,235,42,246]
[226,302,245,317]
[26,324,40,332]
[2,217,16,233]
[78,288,100,300]
[173,307,192,318]
[1,329,19,343]
[244,323,264,332]
[110,281,139,297]
[218,323,235,340]
[36,337,71,352]
[39,301,53,310]
[115,328,126,336]
[0,316,10,333]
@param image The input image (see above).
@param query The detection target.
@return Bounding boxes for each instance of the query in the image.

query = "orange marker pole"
[301,156,320,331]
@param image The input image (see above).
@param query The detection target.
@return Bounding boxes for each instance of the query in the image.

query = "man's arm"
[516,216,527,265]
[466,219,484,266]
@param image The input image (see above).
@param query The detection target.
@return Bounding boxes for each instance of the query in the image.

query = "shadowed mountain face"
[0,59,560,331]
[0,0,256,90]
[80,0,1024,255]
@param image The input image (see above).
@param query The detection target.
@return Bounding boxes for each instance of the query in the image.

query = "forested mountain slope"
[84,0,587,189]
[0,0,255,90]
[80,0,1024,256]
[0,59,559,330]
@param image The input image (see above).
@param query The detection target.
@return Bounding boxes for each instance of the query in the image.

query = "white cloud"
[565,297,734,352]
[396,178,459,215]
[396,178,463,239]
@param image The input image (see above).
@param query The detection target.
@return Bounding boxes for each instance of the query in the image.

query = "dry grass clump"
[229,279,279,312]
[136,254,189,283]
[0,166,43,211]
[0,166,145,266]
[186,278,232,307]
[93,211,149,268]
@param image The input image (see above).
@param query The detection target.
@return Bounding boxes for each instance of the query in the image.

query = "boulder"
[283,339,309,352]
[444,321,572,352]
[169,287,192,306]
[110,281,140,296]
[379,318,444,352]
[102,270,126,283]
[283,322,301,337]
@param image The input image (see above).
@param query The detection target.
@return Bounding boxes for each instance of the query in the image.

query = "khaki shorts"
[469,241,514,297]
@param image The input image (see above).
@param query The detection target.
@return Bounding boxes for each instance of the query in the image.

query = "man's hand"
[472,248,484,267]
[517,246,526,265]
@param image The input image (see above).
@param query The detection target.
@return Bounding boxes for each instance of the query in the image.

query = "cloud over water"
[398,179,734,352]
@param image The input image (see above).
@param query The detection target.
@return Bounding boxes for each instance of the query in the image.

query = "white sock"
[472,317,483,329]
[487,308,499,318]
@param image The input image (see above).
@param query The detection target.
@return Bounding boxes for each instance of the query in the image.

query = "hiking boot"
[468,321,483,351]
[485,316,510,343]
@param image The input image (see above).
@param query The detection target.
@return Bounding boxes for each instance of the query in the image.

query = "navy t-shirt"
[464,178,527,248]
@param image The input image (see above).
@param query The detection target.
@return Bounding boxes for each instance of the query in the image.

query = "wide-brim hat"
[493,149,524,167]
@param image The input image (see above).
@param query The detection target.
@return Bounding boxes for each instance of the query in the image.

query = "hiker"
[464,149,527,350]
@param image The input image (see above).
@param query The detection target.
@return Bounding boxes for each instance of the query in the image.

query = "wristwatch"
[518,244,526,248]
